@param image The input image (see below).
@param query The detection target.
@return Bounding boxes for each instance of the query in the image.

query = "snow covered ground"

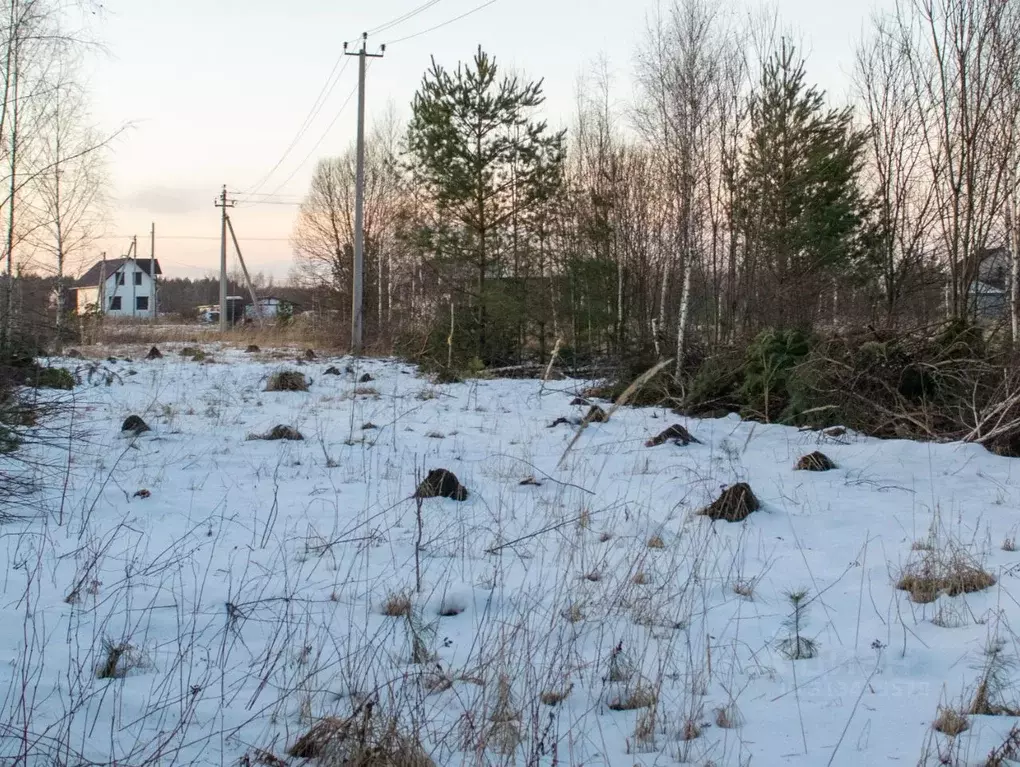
[3,343,1020,766]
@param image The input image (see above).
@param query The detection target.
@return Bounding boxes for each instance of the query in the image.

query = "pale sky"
[87,0,894,281]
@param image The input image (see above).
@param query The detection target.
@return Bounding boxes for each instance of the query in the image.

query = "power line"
[256,66,367,202]
[234,199,303,206]
[384,0,498,45]
[242,56,353,197]
[344,0,445,45]
[113,235,293,242]
[366,0,443,36]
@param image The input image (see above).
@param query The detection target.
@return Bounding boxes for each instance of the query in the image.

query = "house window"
[136,296,148,311]
[116,273,125,286]
[110,296,122,311]
[134,272,143,286]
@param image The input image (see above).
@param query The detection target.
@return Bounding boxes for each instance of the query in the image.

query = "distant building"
[73,257,162,319]
[972,247,1010,320]
[197,297,245,324]
[244,296,295,321]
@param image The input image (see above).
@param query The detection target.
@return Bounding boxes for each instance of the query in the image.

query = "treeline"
[292,0,1020,378]
[154,277,319,318]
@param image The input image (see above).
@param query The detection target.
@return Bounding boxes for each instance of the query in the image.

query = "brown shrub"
[266,370,308,392]
[287,706,434,767]
[607,683,657,711]
[381,592,412,618]
[932,706,969,736]
[539,684,573,706]
[896,549,996,604]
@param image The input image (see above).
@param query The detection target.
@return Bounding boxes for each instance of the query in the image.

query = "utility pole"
[225,215,263,322]
[344,33,384,354]
[150,222,157,322]
[214,185,235,331]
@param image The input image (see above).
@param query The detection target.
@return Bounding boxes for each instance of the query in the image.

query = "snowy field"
[3,343,1020,766]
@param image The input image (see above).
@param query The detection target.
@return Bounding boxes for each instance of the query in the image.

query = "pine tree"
[736,41,870,330]
[405,47,565,363]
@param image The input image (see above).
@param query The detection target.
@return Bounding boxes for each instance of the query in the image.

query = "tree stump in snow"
[698,483,760,523]
[645,424,700,447]
[121,415,150,436]
[795,451,836,471]
[414,469,469,502]
[145,346,163,360]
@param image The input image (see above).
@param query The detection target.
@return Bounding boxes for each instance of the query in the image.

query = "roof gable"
[75,258,163,287]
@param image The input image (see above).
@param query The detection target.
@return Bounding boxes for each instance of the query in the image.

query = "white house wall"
[82,261,159,318]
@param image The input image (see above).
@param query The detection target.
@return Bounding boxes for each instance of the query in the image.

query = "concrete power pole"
[344,33,384,355]
[150,222,157,322]
[214,185,235,331]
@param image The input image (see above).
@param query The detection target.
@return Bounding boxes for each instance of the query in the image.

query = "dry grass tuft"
[632,571,650,585]
[96,639,140,679]
[266,370,309,392]
[584,571,602,582]
[646,535,666,550]
[539,684,574,706]
[599,531,613,543]
[969,677,1020,717]
[421,670,453,695]
[1003,538,1016,552]
[562,603,585,623]
[932,706,969,736]
[354,385,380,396]
[287,705,434,766]
[697,483,761,522]
[896,547,996,604]
[987,723,1020,766]
[381,592,412,618]
[679,716,702,741]
[607,683,657,711]
[732,577,757,600]
[714,703,742,729]
[250,748,287,767]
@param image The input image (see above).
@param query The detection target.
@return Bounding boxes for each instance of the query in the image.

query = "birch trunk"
[675,264,692,381]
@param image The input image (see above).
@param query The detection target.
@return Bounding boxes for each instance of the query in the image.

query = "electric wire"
[241,56,352,197]
[366,0,444,37]
[253,64,368,203]
[384,0,498,46]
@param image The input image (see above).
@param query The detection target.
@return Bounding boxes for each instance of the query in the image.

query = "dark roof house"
[75,258,162,287]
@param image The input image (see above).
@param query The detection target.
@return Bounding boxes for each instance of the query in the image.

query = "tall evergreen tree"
[405,46,565,363]
[736,41,870,329]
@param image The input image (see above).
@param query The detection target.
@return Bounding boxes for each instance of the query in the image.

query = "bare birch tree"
[895,0,1015,321]
[635,0,726,376]
[855,16,938,326]
[30,57,107,350]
